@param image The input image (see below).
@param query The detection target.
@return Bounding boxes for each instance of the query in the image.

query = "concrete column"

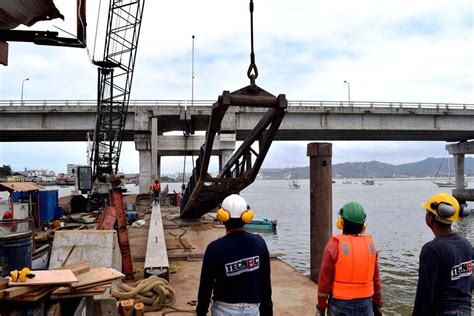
[151,117,159,178]
[454,154,465,190]
[307,142,332,283]
[135,134,152,194]
[156,155,161,180]
[219,149,234,171]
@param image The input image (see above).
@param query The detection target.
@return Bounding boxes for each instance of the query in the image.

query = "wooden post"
[120,299,134,316]
[134,302,144,316]
[307,142,333,283]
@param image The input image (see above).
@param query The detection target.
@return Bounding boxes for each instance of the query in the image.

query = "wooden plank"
[53,283,111,295]
[51,285,109,299]
[8,270,78,286]
[0,285,44,298]
[71,267,124,289]
[55,260,91,275]
[2,286,52,301]
[0,278,8,290]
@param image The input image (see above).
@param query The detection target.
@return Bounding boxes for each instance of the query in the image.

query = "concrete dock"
[128,203,317,315]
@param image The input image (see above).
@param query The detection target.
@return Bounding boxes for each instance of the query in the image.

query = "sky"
[0,0,473,174]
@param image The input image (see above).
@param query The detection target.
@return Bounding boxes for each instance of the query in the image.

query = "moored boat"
[244,218,277,233]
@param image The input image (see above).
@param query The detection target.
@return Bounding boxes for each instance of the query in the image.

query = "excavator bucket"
[180,84,287,218]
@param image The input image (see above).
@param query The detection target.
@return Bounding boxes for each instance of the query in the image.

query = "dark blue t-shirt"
[196,230,272,315]
[413,232,473,315]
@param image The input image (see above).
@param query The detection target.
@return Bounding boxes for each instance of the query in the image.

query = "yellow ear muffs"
[10,270,19,282]
[241,209,254,224]
[217,208,230,222]
[336,216,344,230]
[10,268,34,282]
[360,223,367,234]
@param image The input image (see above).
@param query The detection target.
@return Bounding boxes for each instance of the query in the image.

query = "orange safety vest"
[153,182,161,191]
[332,234,377,300]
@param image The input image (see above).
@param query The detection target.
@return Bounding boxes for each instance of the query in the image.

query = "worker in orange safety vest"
[151,178,161,205]
[316,201,383,316]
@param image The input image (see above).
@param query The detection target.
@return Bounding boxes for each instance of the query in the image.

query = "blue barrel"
[0,231,32,277]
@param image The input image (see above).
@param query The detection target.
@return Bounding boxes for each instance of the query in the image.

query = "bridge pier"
[135,134,153,194]
[151,117,161,181]
[219,149,234,172]
[446,141,474,202]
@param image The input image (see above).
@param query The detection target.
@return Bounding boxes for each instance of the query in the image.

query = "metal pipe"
[307,142,332,282]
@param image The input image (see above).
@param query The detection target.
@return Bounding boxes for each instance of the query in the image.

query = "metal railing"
[1,99,473,110]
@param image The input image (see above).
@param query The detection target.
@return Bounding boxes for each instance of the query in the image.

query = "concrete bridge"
[2,99,474,193]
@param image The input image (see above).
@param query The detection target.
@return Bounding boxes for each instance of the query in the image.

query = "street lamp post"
[343,80,351,104]
[21,78,29,106]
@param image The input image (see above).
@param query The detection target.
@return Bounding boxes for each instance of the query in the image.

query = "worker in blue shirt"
[196,194,272,316]
[413,193,473,315]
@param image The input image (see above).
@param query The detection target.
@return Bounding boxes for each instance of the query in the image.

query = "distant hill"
[258,157,474,179]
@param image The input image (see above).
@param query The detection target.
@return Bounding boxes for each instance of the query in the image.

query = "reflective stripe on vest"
[332,234,377,300]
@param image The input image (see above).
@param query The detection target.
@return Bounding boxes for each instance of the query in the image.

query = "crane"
[77,0,145,280]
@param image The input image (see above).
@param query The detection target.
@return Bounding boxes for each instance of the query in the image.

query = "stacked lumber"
[51,264,125,299]
[0,269,78,301]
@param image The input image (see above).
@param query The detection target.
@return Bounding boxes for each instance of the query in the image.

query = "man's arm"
[316,239,338,312]
[413,245,438,315]
[259,240,273,316]
[372,253,383,315]
[196,245,216,316]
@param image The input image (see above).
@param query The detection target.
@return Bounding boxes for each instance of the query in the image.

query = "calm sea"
[2,180,472,314]
[239,179,474,315]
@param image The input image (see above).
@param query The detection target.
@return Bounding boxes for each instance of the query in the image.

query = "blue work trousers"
[329,297,373,316]
[438,309,471,316]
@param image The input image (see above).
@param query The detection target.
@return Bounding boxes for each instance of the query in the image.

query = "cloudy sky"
[0,0,473,174]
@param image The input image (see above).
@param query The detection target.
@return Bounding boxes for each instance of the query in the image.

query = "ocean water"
[239,179,474,315]
[2,180,472,314]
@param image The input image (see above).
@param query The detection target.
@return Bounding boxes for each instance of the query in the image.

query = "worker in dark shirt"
[413,192,473,315]
[196,194,272,316]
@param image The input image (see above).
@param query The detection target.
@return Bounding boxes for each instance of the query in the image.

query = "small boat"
[433,181,468,188]
[289,179,300,189]
[245,218,277,233]
[432,155,468,188]
[361,179,375,185]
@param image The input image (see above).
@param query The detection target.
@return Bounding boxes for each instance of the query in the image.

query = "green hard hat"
[340,201,366,224]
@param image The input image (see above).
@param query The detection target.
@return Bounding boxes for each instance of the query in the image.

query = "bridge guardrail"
[1,100,473,110]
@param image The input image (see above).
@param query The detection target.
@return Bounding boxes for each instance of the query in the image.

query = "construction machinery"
[77,0,145,280]
[179,0,287,218]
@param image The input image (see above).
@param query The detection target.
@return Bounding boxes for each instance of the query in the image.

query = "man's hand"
[373,304,383,316]
[316,305,325,316]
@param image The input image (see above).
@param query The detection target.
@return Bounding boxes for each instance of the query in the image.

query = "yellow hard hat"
[422,193,461,224]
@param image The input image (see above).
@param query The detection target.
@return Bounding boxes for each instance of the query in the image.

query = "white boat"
[432,156,467,188]
[361,166,375,185]
[288,179,301,189]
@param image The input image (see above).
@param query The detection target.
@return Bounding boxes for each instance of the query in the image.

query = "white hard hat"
[221,194,248,218]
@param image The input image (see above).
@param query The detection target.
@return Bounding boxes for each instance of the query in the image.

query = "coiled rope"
[111,275,176,312]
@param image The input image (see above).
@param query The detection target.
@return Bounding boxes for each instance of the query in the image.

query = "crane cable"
[246,0,258,86]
